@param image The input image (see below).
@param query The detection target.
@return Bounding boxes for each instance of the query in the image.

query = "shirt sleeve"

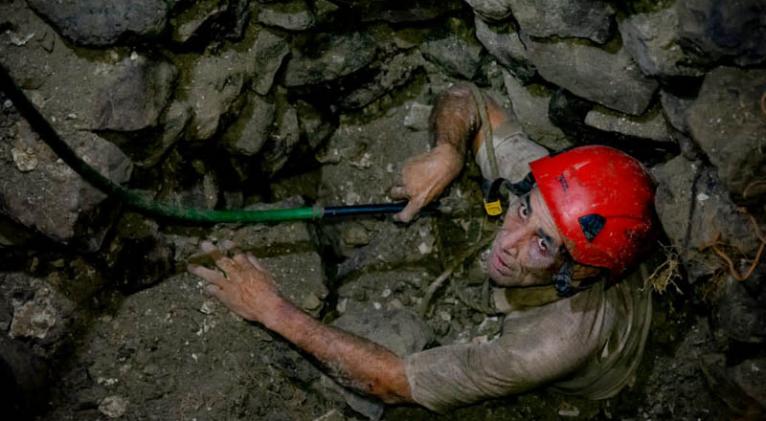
[404,292,606,412]
[474,121,548,182]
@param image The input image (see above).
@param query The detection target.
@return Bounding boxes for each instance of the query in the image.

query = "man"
[188,84,656,412]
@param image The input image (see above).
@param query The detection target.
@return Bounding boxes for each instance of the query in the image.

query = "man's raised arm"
[187,241,414,404]
[391,83,511,222]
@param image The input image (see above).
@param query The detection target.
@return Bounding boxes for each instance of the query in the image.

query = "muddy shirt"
[403,123,653,412]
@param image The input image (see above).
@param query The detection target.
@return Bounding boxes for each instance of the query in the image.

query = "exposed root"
[708,210,765,282]
[647,245,682,294]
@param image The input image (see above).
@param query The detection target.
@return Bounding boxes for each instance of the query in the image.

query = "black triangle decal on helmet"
[578,214,605,242]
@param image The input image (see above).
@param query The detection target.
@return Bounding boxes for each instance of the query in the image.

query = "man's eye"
[537,237,548,252]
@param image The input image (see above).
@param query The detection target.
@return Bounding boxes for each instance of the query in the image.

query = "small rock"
[99,395,128,418]
[257,0,315,31]
[403,102,432,131]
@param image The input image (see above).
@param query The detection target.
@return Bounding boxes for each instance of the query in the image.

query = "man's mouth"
[491,250,514,276]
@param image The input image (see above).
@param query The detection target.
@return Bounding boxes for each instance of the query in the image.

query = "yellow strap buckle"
[484,200,503,216]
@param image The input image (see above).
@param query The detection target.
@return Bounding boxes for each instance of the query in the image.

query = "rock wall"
[1,0,764,419]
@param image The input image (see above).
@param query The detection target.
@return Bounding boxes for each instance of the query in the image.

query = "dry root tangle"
[647,245,683,294]
[709,209,765,282]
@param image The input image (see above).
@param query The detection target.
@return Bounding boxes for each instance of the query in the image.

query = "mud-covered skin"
[188,241,413,404]
[390,84,510,222]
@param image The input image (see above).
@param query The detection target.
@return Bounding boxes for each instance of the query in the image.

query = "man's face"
[487,187,565,287]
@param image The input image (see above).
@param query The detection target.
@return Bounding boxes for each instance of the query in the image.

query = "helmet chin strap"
[553,257,578,297]
[482,172,536,217]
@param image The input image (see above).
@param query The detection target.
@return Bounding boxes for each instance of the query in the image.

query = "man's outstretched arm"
[391,83,511,222]
[187,241,414,404]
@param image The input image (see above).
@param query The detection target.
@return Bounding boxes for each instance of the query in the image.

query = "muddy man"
[188,84,658,412]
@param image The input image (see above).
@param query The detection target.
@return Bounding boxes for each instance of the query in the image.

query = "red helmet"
[529,145,656,276]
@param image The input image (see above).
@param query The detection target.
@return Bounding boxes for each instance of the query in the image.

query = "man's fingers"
[188,264,227,286]
[205,283,223,297]
[246,253,266,271]
[233,253,253,269]
[214,256,241,280]
[393,198,423,223]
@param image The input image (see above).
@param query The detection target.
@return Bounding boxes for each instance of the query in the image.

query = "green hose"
[0,65,398,224]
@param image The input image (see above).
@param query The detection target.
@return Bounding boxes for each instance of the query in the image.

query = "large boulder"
[474,18,535,81]
[619,7,705,79]
[502,71,572,151]
[183,48,251,141]
[506,0,614,43]
[91,55,177,132]
[26,0,169,46]
[221,93,275,157]
[283,32,378,87]
[521,35,659,115]
[686,67,766,201]
[0,119,132,251]
[677,0,766,67]
[421,30,484,80]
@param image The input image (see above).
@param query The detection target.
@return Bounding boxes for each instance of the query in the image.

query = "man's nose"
[500,226,531,257]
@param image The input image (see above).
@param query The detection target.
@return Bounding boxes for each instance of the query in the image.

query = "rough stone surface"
[103,212,174,293]
[714,277,766,344]
[170,1,229,44]
[660,90,695,133]
[0,119,132,250]
[257,0,316,31]
[584,106,671,143]
[26,0,168,46]
[508,0,614,43]
[474,18,535,81]
[653,156,761,283]
[522,35,659,115]
[334,0,463,24]
[252,30,290,95]
[184,48,250,141]
[464,0,513,21]
[262,101,301,174]
[686,67,766,201]
[283,32,378,87]
[619,7,705,79]
[317,95,439,278]
[91,55,177,132]
[421,33,484,80]
[677,0,766,66]
[7,276,73,342]
[43,273,336,420]
[732,358,766,408]
[222,93,275,156]
[337,50,425,110]
[502,71,572,151]
[641,317,729,419]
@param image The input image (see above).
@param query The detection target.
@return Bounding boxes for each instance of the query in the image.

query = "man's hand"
[390,144,463,222]
[187,241,285,327]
